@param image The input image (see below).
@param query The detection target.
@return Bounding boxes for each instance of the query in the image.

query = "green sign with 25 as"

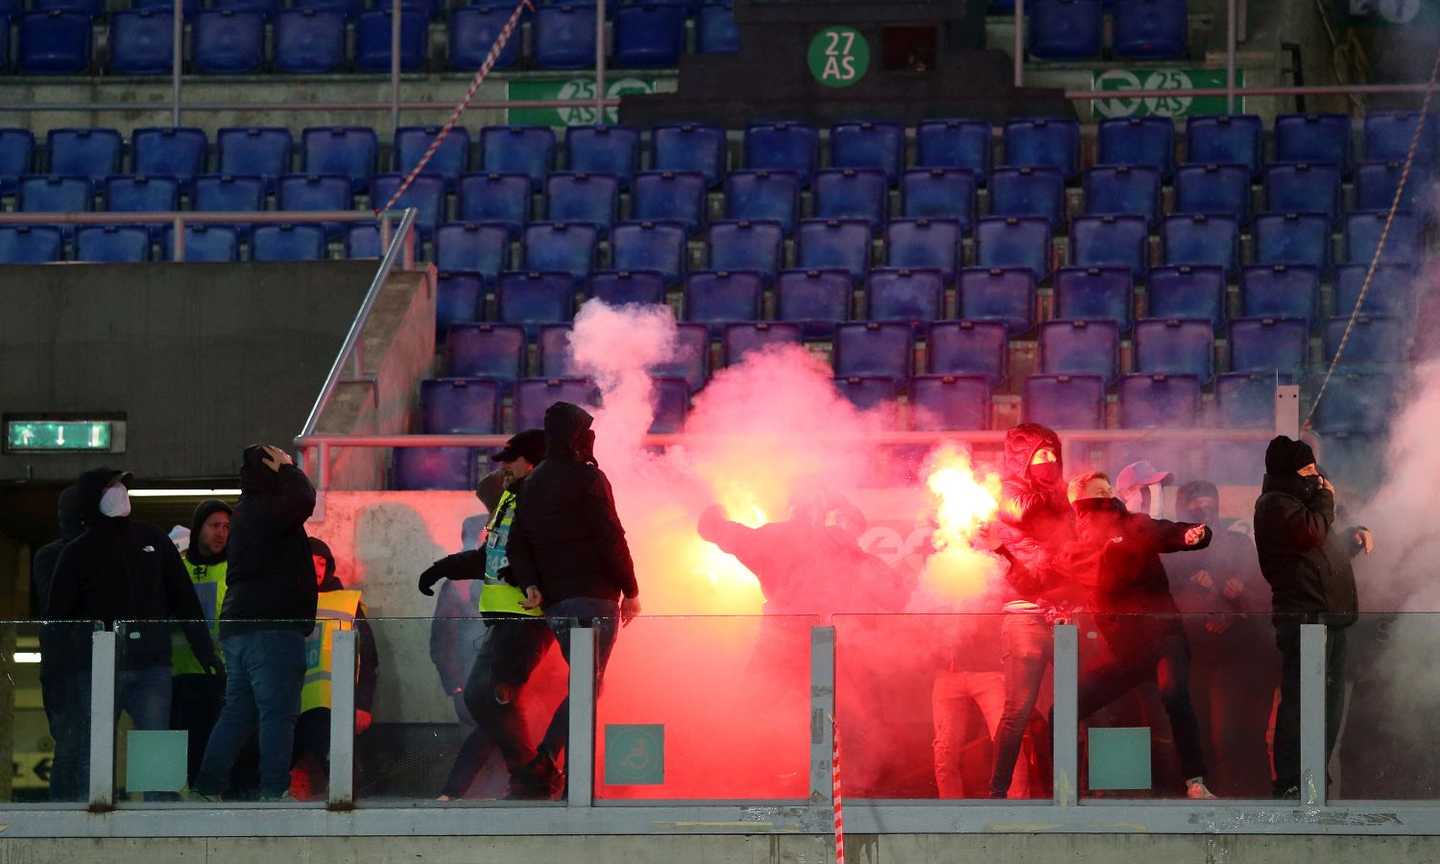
[1091,68,1245,119]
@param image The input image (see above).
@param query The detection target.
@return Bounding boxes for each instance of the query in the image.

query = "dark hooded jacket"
[47,468,217,670]
[1253,472,1356,626]
[506,403,638,605]
[219,447,319,637]
[31,485,83,619]
[991,423,1078,608]
[309,538,379,713]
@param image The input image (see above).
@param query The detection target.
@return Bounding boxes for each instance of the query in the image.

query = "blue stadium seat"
[1146,265,1226,330]
[546,173,619,236]
[901,168,977,233]
[302,126,378,192]
[0,15,13,71]
[1162,214,1238,274]
[1083,165,1161,224]
[1229,316,1308,375]
[497,271,577,333]
[886,218,962,279]
[915,119,992,182]
[1334,263,1413,317]
[928,320,1008,384]
[274,10,345,73]
[1023,374,1106,429]
[590,270,667,305]
[1004,117,1080,179]
[1264,162,1342,224]
[724,170,801,233]
[192,174,265,239]
[911,375,992,431]
[631,170,707,233]
[835,376,903,412]
[1274,113,1351,172]
[34,0,102,17]
[775,268,852,337]
[1053,266,1133,334]
[192,11,264,74]
[0,129,35,196]
[19,175,92,214]
[357,10,428,72]
[1324,315,1404,367]
[1346,211,1424,265]
[834,321,913,378]
[709,219,783,275]
[1112,0,1188,59]
[48,128,121,181]
[1070,214,1146,278]
[421,378,502,433]
[1118,373,1200,429]
[685,270,763,329]
[1133,317,1213,380]
[696,0,739,53]
[537,325,573,378]
[435,222,509,276]
[251,224,327,261]
[1029,0,1102,59]
[109,9,173,75]
[1254,211,1330,271]
[653,124,727,188]
[566,125,640,189]
[164,225,240,262]
[958,266,1035,334]
[1239,264,1319,323]
[104,176,179,237]
[612,220,687,284]
[1186,114,1262,176]
[796,219,871,280]
[1097,117,1175,178]
[132,127,208,185]
[1216,371,1278,428]
[210,0,278,16]
[831,121,904,184]
[448,322,525,379]
[75,226,150,263]
[0,226,63,263]
[522,222,596,279]
[1364,111,1435,165]
[277,174,352,240]
[723,322,803,365]
[457,173,530,234]
[744,122,819,184]
[1354,160,1429,212]
[653,323,709,391]
[19,11,91,74]
[814,168,889,231]
[866,268,944,324]
[393,126,471,188]
[450,6,522,71]
[391,447,473,490]
[613,4,686,67]
[346,225,379,258]
[1309,373,1394,436]
[1039,319,1119,381]
[1174,162,1251,223]
[217,127,292,188]
[990,167,1065,227]
[975,216,1051,279]
[435,274,485,338]
[481,126,556,191]
[649,376,690,433]
[534,4,597,69]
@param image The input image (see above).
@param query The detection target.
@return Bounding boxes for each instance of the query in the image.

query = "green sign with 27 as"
[6,421,112,451]
[1091,68,1245,119]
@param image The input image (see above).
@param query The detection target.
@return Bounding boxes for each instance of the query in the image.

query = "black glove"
[418,564,444,596]
[419,552,476,595]
[202,655,224,677]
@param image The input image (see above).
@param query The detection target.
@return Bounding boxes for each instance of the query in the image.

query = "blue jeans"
[195,630,306,797]
[118,664,173,731]
[989,613,1053,798]
[539,597,621,760]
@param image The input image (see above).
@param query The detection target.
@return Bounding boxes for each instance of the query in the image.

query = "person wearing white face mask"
[1116,460,1173,520]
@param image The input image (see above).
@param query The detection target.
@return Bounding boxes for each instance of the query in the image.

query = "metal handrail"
[0,99,624,113]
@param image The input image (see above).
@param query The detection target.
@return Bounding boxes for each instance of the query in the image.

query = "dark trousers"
[538,597,621,762]
[171,674,225,785]
[42,667,90,802]
[989,613,1053,798]
[196,630,307,797]
[1273,622,1348,795]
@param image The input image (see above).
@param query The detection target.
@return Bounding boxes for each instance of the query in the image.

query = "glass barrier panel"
[0,620,99,805]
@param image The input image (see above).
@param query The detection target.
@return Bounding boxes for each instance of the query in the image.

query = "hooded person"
[32,485,88,802]
[169,499,234,785]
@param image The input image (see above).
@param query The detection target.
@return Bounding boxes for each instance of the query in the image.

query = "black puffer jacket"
[992,423,1077,607]
[1254,472,1355,626]
[1071,497,1211,622]
[506,402,638,605]
[219,447,319,637]
[31,485,83,619]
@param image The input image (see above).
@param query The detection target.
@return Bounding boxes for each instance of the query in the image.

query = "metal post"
[1226,0,1237,113]
[379,215,393,250]
[88,630,117,811]
[808,626,836,805]
[1300,623,1328,807]
[1013,0,1025,88]
[171,0,183,127]
[402,221,415,270]
[1053,623,1079,807]
[1276,382,1301,439]
[172,215,185,262]
[318,440,331,492]
[390,0,402,142]
[594,0,608,124]
[567,626,596,807]
[328,628,357,809]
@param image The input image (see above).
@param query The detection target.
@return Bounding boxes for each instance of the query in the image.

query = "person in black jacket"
[194,445,318,800]
[32,485,87,801]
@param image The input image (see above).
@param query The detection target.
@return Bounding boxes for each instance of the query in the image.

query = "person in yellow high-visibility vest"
[170,500,232,787]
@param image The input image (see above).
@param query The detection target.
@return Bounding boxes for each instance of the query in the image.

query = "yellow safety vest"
[479,488,542,617]
[172,554,227,676]
[301,589,362,713]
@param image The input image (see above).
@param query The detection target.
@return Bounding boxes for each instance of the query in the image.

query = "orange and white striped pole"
[832,713,845,864]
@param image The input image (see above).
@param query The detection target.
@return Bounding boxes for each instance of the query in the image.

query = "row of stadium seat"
[1,0,723,20]
[1027,0,1188,61]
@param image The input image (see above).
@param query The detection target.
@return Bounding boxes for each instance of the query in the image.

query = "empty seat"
[1254,211,1330,271]
[724,170,801,233]
[1229,316,1309,375]
[1354,160,1429,212]
[1274,113,1351,172]
[614,3,686,67]
[1264,163,1342,224]
[1053,266,1133,333]
[104,175,179,233]
[1334,263,1413,317]
[356,10,428,72]
[958,266,1035,334]
[1174,162,1251,224]
[685,270,764,329]
[653,323,710,391]
[835,376,903,412]
[421,378,502,433]
[481,126,556,191]
[648,376,690,433]
[566,125,640,188]
[653,124,727,188]
[1239,264,1319,323]
[450,6,521,71]
[277,174,352,239]
[1310,373,1394,435]
[345,225,379,259]
[391,447,472,490]
[1070,214,1147,278]
[209,0,278,15]
[0,226,63,263]
[900,168,977,233]
[1162,214,1239,274]
[696,0,739,54]
[164,225,240,262]
[75,226,150,262]
[1346,211,1424,265]
[132,127,208,184]
[709,219,783,275]
[109,9,173,75]
[1097,116,1175,178]
[537,325,573,377]
[775,268,852,337]
[814,168,889,230]
[497,271,576,333]
[1084,165,1161,223]
[546,173,619,236]
[1023,374,1106,429]
[19,11,91,74]
[1324,315,1405,367]
[1112,0,1188,59]
[631,170,706,233]
[435,222,509,276]
[19,175,92,214]
[796,218,871,280]
[975,216,1051,279]
[744,122,819,183]
[1133,318,1214,380]
[866,268,944,323]
[916,119,992,182]
[302,127,378,192]
[1216,371,1279,428]
[522,222,596,279]
[0,129,35,196]
[912,375,992,431]
[1118,373,1201,429]
[48,128,121,181]
[1004,118,1080,179]
[457,173,530,234]
[217,127,292,188]
[612,221,687,284]
[34,0,102,18]
[251,224,327,261]
[1364,111,1435,165]
[834,321,914,378]
[831,121,905,184]
[534,4,597,69]
[590,270,667,306]
[1039,319,1120,381]
[1186,114,1263,177]
[448,322,525,379]
[928,320,1008,384]
[393,126,471,188]
[990,166,1065,227]
[886,218,961,278]
[1029,0,1102,59]
[1146,265,1226,330]
[192,11,264,73]
[723,321,803,365]
[192,174,265,237]
[275,9,345,73]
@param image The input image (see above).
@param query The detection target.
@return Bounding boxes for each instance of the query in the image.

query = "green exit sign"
[4,417,125,453]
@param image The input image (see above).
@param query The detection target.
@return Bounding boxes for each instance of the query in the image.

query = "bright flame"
[914,444,1004,609]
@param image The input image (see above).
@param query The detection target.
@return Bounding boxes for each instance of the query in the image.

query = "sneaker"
[1273,784,1301,800]
[183,789,222,803]
[1185,777,1217,800]
[506,752,562,800]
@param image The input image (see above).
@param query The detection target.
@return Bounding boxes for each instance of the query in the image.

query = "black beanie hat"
[1265,436,1317,476]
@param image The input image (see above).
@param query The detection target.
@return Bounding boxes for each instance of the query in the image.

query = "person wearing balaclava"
[170,500,233,787]
[32,486,87,801]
